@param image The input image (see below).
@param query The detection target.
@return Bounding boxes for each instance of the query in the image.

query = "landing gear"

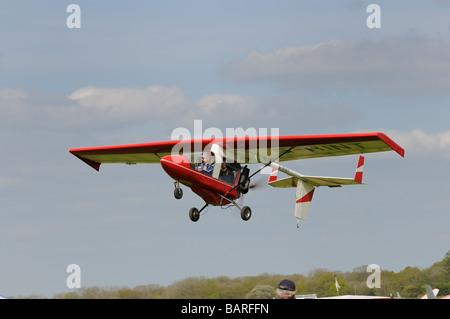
[189,207,200,222]
[189,203,208,222]
[188,203,252,222]
[174,188,183,199]
[174,181,183,199]
[217,193,252,222]
[240,206,252,221]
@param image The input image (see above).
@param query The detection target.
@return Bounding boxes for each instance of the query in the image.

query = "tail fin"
[420,285,439,299]
[354,156,364,183]
[295,181,315,227]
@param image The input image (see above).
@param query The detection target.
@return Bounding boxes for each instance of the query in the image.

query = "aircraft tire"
[189,207,200,222]
[240,206,251,221]
[174,187,183,199]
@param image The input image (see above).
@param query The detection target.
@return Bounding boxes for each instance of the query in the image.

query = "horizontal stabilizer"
[269,175,361,188]
[268,156,365,188]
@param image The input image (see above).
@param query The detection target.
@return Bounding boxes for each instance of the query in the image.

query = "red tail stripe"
[357,156,364,168]
[354,172,363,183]
[268,168,277,183]
[354,156,364,183]
[296,189,315,203]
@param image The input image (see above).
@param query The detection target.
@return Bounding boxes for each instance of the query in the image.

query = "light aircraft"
[420,285,439,299]
[297,284,448,299]
[69,132,404,226]
[419,285,450,299]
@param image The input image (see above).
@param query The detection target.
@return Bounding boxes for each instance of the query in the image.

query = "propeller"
[249,176,265,190]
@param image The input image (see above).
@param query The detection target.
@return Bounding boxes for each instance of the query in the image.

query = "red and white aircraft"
[69,132,404,226]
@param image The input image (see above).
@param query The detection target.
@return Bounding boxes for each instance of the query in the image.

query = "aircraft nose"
[161,155,189,165]
[160,155,191,178]
[160,155,175,171]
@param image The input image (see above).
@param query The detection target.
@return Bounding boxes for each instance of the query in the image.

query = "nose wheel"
[174,181,183,199]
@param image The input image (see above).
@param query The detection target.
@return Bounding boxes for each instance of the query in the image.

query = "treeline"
[22,250,450,299]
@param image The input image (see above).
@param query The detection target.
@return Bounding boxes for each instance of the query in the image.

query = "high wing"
[69,132,404,171]
[69,140,180,171]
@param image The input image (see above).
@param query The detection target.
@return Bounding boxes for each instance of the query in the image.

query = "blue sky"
[1,1,449,297]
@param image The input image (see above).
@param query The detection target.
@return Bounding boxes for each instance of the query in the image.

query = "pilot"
[197,154,213,175]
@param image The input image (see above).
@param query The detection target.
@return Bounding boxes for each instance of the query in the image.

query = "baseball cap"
[278,279,296,291]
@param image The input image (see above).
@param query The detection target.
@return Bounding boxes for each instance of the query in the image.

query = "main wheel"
[174,187,183,199]
[240,206,252,221]
[189,207,200,222]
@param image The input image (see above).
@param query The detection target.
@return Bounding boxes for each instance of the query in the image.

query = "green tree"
[28,249,450,299]
[195,278,222,299]
[246,285,275,299]
[443,250,450,277]
[401,285,423,298]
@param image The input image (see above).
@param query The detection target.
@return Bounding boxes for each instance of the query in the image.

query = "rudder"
[295,180,315,227]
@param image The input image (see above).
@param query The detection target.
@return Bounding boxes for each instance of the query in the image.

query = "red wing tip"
[375,132,405,157]
[70,151,101,171]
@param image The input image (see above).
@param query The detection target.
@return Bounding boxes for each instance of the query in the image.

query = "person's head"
[202,154,210,164]
[277,279,296,299]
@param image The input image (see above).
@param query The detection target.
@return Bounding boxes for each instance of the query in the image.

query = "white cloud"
[221,37,450,96]
[66,85,190,127]
[69,86,189,118]
[0,86,190,130]
[192,94,259,121]
[0,87,360,133]
[185,94,359,130]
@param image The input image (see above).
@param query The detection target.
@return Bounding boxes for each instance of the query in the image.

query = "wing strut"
[224,146,295,196]
[248,146,295,180]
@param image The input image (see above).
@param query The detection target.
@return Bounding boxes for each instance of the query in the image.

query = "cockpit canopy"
[185,152,242,183]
